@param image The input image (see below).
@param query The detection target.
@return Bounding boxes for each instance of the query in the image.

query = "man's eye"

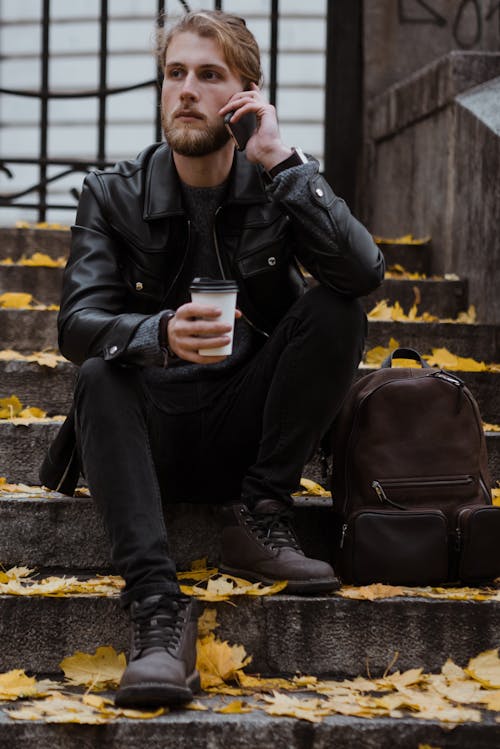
[202,70,219,80]
[168,69,183,79]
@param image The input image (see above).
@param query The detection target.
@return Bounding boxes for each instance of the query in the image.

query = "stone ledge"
[2,310,499,359]
[369,51,500,141]
[0,702,498,749]
[0,594,498,679]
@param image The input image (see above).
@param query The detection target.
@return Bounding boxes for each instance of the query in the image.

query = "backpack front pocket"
[338,509,449,586]
[455,505,500,584]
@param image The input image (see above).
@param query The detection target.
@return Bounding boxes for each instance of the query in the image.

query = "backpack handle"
[381,347,430,369]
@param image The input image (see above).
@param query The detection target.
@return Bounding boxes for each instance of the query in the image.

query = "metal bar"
[155,0,166,142]
[324,0,363,209]
[215,0,222,10]
[97,0,109,167]
[269,0,278,106]
[2,158,114,167]
[39,0,51,222]
[0,80,157,99]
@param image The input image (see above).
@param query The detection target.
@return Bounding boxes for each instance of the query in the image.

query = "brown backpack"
[331,348,500,585]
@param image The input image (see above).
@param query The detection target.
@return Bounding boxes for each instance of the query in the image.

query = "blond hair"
[156,10,263,89]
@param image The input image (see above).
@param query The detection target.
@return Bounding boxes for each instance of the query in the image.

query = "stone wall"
[364,52,500,323]
[364,0,500,100]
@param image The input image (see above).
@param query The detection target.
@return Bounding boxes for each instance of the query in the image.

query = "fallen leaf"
[0,293,33,309]
[465,650,500,689]
[18,252,66,268]
[196,633,251,689]
[0,670,40,701]
[483,423,500,432]
[197,607,219,637]
[260,692,332,723]
[364,338,400,366]
[60,646,126,690]
[424,348,487,372]
[338,584,407,600]
[215,700,253,714]
[0,395,23,419]
[373,234,431,245]
[293,478,331,497]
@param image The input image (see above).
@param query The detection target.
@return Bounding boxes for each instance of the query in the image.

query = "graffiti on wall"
[398,0,500,49]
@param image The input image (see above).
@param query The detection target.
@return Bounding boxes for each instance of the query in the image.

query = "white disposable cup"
[189,279,238,356]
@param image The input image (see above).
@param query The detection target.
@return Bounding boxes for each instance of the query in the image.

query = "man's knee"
[296,286,366,343]
[75,357,138,405]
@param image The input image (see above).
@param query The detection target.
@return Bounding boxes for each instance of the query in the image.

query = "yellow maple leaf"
[18,252,66,268]
[18,407,47,419]
[197,607,219,637]
[0,670,40,701]
[364,338,400,366]
[373,234,431,245]
[59,646,126,690]
[7,694,110,724]
[0,395,23,419]
[0,292,33,309]
[465,649,500,689]
[196,633,252,689]
[215,700,253,714]
[492,488,500,507]
[483,422,500,432]
[292,478,331,497]
[338,584,406,601]
[424,348,487,372]
[261,692,332,723]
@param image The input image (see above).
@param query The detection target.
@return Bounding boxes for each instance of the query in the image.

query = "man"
[41,10,384,707]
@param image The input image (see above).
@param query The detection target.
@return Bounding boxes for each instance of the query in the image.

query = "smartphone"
[224,111,257,151]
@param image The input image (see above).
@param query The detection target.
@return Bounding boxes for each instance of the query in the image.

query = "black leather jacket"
[58,143,384,365]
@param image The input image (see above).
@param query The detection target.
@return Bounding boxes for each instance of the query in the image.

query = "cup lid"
[189,277,238,293]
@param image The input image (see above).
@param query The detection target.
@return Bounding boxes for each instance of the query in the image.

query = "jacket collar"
[143,142,268,221]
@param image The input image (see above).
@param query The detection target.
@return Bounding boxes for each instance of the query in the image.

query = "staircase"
[0,226,499,747]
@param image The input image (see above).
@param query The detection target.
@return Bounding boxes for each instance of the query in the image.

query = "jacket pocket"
[338,508,449,586]
[237,243,286,279]
[454,505,500,584]
[371,475,484,512]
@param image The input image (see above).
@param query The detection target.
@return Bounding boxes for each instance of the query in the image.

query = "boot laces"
[247,510,301,551]
[132,595,189,656]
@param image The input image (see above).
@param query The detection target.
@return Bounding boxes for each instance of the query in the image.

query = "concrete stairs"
[0,227,499,746]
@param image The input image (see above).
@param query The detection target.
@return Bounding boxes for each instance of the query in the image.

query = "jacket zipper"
[213,207,269,339]
[161,219,191,306]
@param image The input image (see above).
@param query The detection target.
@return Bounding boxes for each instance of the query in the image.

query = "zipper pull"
[340,523,348,549]
[372,480,389,504]
[371,480,407,511]
[455,527,462,552]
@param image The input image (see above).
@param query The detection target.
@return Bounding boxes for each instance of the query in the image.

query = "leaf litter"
[2,608,500,725]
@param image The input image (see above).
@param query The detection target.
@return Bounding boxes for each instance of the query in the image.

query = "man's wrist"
[266,147,309,179]
[159,310,177,366]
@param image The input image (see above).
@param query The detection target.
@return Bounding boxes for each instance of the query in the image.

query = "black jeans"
[74,286,366,606]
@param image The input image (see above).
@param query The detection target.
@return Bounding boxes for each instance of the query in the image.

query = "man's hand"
[167,303,241,364]
[219,83,292,172]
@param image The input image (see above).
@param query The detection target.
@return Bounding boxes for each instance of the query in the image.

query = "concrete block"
[0,594,498,679]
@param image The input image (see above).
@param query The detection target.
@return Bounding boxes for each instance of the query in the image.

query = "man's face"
[161,31,244,157]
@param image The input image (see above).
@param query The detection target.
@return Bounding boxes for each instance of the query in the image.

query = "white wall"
[0,0,327,225]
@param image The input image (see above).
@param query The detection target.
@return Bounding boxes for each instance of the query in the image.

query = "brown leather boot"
[115,593,200,707]
[220,500,340,594]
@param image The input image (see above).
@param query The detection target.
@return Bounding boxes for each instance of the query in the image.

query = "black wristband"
[159,310,177,366]
[267,147,308,179]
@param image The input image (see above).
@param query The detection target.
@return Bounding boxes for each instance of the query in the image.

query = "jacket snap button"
[315,187,324,197]
[135,282,143,291]
[109,345,118,355]
[267,256,276,266]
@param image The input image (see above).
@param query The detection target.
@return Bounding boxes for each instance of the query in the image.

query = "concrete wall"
[364,0,500,100]
[364,52,500,323]
[452,78,500,324]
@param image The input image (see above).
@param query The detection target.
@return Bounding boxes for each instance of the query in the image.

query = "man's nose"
[180,72,199,100]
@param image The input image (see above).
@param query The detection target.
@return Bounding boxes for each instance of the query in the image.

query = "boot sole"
[219,566,341,595]
[114,670,200,708]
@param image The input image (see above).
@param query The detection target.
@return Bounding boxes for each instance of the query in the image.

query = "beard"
[162,110,230,157]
